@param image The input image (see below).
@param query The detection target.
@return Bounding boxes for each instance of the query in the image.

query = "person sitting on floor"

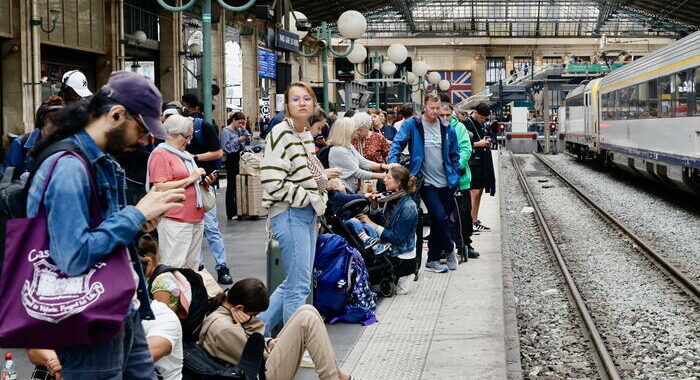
[327,178,391,255]
[139,233,189,317]
[199,278,353,380]
[357,166,419,295]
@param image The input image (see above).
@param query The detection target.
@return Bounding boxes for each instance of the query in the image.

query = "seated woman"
[139,234,190,318]
[327,117,393,193]
[357,166,418,295]
[326,178,390,255]
[200,278,352,380]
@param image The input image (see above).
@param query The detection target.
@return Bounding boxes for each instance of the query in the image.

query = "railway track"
[533,153,700,302]
[510,151,700,379]
[510,152,621,380]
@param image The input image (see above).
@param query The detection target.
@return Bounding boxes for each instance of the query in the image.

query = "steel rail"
[534,153,700,301]
[509,152,621,380]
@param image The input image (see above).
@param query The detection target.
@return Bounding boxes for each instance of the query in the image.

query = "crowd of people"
[0,69,497,380]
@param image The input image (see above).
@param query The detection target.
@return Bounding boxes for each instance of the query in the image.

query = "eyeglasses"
[179,133,193,142]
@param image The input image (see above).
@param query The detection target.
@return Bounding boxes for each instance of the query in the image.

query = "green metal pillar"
[321,23,330,112]
[202,0,213,123]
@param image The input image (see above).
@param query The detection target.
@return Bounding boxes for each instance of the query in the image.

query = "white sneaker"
[396,275,413,295]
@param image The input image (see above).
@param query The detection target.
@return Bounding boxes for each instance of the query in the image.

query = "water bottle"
[1,352,16,380]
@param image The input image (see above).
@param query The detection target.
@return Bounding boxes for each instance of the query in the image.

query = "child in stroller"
[327,178,391,256]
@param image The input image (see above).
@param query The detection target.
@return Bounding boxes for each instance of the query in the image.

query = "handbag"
[0,152,136,349]
[286,118,328,192]
[201,185,216,211]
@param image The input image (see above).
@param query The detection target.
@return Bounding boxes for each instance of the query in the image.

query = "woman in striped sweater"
[257,82,340,336]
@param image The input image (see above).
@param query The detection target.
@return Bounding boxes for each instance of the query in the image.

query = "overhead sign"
[257,48,277,79]
[275,29,300,52]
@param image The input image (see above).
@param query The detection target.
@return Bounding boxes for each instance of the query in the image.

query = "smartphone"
[210,169,220,177]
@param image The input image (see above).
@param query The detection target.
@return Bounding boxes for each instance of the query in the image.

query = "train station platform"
[8,152,520,380]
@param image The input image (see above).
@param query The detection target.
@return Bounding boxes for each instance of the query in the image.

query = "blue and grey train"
[561,31,700,194]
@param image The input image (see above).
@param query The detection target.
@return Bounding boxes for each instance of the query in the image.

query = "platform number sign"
[260,97,270,118]
[426,71,472,104]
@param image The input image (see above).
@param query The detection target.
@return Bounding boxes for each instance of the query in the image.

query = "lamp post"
[156,0,256,123]
[300,11,367,112]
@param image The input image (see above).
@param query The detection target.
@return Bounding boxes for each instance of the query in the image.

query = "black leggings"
[389,256,416,278]
[224,152,240,219]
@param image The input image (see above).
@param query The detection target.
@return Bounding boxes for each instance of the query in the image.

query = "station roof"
[290,0,699,39]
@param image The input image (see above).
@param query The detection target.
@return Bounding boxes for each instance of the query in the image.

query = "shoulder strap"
[193,118,205,145]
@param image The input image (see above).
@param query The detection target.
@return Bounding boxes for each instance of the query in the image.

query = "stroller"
[319,198,398,297]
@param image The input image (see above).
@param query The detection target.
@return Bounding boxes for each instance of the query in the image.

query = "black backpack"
[316,145,331,169]
[148,265,210,342]
[0,141,87,275]
[182,333,266,380]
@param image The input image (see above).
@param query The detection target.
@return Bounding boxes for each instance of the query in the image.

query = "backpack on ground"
[148,265,210,342]
[0,141,87,276]
[313,234,377,325]
[182,333,266,380]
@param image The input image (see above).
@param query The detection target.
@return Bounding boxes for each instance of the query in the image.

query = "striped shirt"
[260,120,327,217]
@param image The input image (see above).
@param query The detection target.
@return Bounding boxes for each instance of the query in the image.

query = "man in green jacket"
[440,104,480,259]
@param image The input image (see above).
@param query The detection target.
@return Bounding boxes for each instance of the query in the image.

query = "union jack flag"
[427,71,472,104]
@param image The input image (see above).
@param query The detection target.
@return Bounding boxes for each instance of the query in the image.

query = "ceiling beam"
[391,0,418,33]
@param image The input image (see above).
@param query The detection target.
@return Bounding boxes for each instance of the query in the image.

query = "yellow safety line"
[600,55,700,93]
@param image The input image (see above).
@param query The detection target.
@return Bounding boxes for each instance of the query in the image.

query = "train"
[561,31,700,194]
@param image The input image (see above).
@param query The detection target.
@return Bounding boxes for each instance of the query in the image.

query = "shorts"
[469,159,486,189]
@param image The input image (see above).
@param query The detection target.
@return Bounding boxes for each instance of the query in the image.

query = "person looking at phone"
[463,103,496,232]
[26,71,185,379]
[147,114,217,270]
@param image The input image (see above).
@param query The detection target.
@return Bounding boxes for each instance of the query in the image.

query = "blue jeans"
[258,206,317,336]
[344,218,378,241]
[56,312,156,380]
[420,185,455,262]
[200,186,228,270]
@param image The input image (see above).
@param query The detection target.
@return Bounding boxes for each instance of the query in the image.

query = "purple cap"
[101,71,167,140]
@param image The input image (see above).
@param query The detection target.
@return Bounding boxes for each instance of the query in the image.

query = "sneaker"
[372,243,391,255]
[473,220,491,232]
[468,247,480,259]
[396,275,413,295]
[363,237,379,250]
[446,251,458,270]
[425,261,449,273]
[217,266,233,285]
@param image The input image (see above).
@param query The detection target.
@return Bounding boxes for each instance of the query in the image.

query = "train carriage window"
[648,78,659,117]
[629,84,639,119]
[660,75,672,117]
[619,87,629,119]
[674,71,691,117]
[695,67,700,115]
[601,93,609,120]
[611,91,618,119]
[638,81,649,118]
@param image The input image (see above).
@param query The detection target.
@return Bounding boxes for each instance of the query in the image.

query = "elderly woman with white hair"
[328,116,394,193]
[351,111,391,163]
[147,114,216,269]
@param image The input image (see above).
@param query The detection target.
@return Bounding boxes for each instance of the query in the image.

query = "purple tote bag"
[0,152,136,349]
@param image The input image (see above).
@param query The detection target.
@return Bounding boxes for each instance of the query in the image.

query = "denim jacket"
[372,195,418,257]
[26,130,154,320]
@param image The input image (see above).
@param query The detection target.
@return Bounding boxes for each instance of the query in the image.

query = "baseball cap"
[62,70,93,98]
[101,71,167,140]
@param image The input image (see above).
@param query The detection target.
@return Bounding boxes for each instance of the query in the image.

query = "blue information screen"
[258,48,277,79]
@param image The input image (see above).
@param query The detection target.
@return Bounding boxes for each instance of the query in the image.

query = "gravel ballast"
[540,153,700,284]
[518,154,700,379]
[501,156,600,379]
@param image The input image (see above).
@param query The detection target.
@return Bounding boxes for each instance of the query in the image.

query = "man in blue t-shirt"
[388,93,461,273]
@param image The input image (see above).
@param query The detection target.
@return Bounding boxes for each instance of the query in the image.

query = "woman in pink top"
[147,114,215,269]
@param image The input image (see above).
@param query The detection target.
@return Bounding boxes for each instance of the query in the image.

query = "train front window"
[660,75,672,117]
[675,71,691,117]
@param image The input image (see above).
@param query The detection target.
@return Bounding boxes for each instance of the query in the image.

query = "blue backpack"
[313,234,377,325]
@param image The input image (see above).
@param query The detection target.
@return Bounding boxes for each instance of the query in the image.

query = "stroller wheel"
[379,278,396,297]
